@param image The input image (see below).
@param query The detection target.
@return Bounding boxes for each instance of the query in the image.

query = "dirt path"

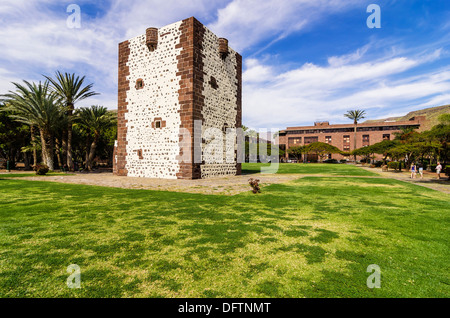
[8,172,300,195]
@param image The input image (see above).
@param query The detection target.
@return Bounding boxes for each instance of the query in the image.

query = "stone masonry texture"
[113,17,242,179]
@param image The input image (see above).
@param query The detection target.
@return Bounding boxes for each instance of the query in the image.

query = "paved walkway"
[359,166,450,194]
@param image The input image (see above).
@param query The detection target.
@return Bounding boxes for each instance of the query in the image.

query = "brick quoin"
[235,52,242,175]
[114,40,130,176]
[175,17,206,180]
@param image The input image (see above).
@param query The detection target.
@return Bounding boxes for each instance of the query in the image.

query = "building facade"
[279,116,427,161]
[114,17,242,179]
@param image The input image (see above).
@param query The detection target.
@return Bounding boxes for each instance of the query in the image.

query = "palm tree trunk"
[66,104,74,171]
[30,126,37,166]
[24,152,31,170]
[353,123,357,162]
[62,129,67,167]
[48,133,55,171]
[39,129,54,170]
[39,129,48,167]
[87,135,99,171]
[55,138,63,169]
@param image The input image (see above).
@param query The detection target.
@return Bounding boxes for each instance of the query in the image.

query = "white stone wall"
[124,21,183,179]
[200,25,239,178]
[122,19,240,179]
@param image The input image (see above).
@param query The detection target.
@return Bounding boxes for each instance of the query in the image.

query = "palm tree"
[75,106,114,171]
[44,71,99,171]
[344,109,366,161]
[2,81,63,170]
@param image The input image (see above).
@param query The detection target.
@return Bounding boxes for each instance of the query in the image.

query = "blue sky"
[0,0,449,129]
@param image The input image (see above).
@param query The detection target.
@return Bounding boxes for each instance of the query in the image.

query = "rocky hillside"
[365,104,450,130]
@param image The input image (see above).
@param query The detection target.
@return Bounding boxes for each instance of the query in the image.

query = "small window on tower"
[135,79,144,90]
[209,76,218,89]
[152,117,165,129]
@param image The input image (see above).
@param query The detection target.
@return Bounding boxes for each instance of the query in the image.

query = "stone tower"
[113,17,242,179]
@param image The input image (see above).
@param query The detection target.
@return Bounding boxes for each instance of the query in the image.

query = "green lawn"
[242,163,380,176]
[0,165,448,297]
[0,172,71,178]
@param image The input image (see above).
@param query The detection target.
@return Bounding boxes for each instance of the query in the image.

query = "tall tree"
[2,81,62,170]
[0,103,30,169]
[75,106,114,171]
[287,145,306,162]
[344,109,366,161]
[305,142,341,162]
[44,72,99,171]
[427,113,450,165]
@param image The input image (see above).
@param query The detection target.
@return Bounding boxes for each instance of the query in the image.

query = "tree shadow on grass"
[310,229,339,244]
[276,243,327,264]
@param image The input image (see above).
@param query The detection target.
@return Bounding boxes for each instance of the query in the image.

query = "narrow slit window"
[136,79,144,90]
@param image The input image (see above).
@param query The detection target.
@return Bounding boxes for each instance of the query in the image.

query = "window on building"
[383,134,390,140]
[209,76,218,89]
[362,135,370,146]
[135,79,144,90]
[325,136,332,144]
[304,136,318,144]
[343,135,350,151]
[136,149,143,160]
[288,137,301,146]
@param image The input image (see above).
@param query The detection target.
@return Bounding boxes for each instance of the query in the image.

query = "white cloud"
[327,44,370,67]
[0,0,232,109]
[0,0,367,111]
[242,59,275,83]
[208,0,361,52]
[243,47,450,128]
[0,0,448,126]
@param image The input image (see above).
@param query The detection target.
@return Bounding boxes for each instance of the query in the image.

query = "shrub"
[444,166,450,177]
[339,159,348,163]
[387,161,395,170]
[248,178,261,194]
[374,161,383,168]
[388,161,405,171]
[33,164,49,175]
[1,161,16,170]
[360,158,371,164]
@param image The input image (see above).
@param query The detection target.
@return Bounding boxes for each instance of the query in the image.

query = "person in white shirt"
[417,163,423,179]
[436,162,442,180]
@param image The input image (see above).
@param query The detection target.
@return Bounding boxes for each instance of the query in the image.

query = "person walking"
[410,163,416,179]
[436,162,442,180]
[417,163,423,179]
